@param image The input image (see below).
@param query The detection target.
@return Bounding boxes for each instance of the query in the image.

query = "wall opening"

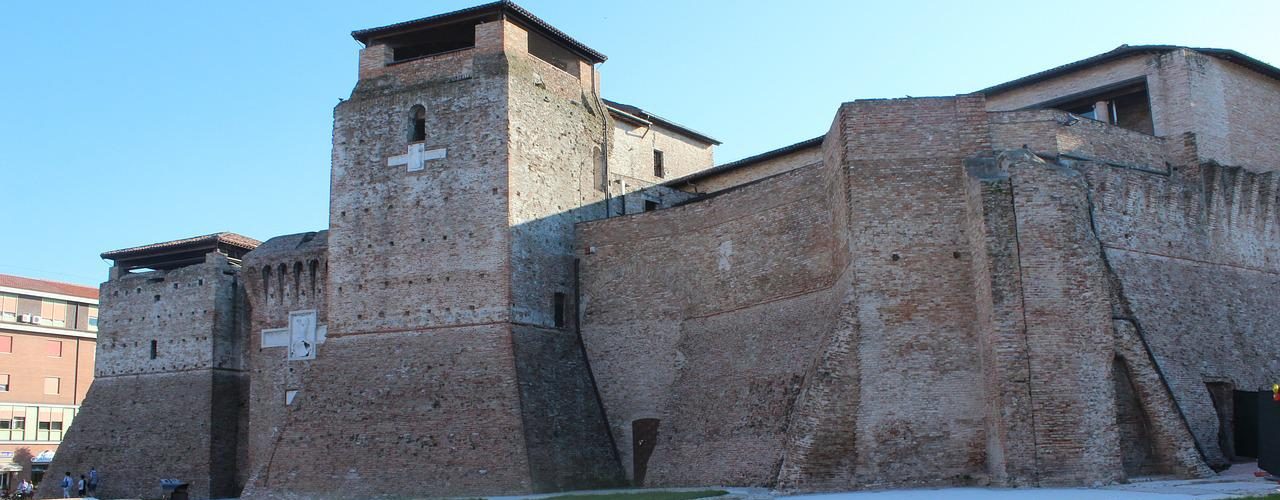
[1042,80,1154,135]
[262,266,272,300]
[653,150,665,178]
[293,262,303,297]
[643,200,659,212]
[381,21,479,63]
[149,340,157,360]
[1234,390,1260,459]
[528,30,581,77]
[553,292,566,328]
[409,105,427,142]
[277,263,287,300]
[631,418,660,486]
[308,259,319,295]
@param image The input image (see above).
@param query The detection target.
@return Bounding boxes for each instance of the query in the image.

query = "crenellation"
[50,4,1280,499]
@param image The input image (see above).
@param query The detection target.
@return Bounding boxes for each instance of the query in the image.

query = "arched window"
[308,260,319,295]
[409,105,426,142]
[277,263,287,300]
[262,266,272,300]
[293,262,304,298]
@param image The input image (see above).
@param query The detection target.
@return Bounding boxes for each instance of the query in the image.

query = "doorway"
[631,418,660,486]
[1234,390,1260,459]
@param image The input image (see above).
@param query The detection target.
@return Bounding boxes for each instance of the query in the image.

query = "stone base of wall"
[39,370,242,500]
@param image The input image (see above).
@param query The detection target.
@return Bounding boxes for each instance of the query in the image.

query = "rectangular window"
[88,315,98,332]
[43,377,59,395]
[12,416,25,430]
[553,292,567,328]
[644,200,659,212]
[653,150,665,178]
[0,336,11,353]
[150,340,158,360]
[46,340,62,358]
[39,299,67,328]
[0,375,9,392]
[0,420,10,430]
[0,294,16,323]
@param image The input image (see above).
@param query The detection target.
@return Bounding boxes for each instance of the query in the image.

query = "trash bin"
[159,479,188,500]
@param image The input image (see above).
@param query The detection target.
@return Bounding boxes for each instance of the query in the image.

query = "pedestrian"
[77,474,86,497]
[87,467,98,497]
[59,472,71,498]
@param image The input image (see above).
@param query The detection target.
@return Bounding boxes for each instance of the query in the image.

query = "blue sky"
[1,0,1277,285]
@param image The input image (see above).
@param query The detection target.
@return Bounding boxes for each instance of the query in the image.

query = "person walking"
[76,474,86,497]
[59,472,71,498]
[87,467,98,497]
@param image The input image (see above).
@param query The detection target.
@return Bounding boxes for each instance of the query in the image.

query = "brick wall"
[42,254,245,499]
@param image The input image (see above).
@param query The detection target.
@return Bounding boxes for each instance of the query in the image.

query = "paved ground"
[495,463,1279,500]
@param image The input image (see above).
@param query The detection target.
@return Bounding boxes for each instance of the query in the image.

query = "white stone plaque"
[388,143,447,172]
[288,309,317,361]
[261,328,289,348]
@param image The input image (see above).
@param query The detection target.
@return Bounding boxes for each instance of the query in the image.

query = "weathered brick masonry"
[581,88,1277,490]
[48,3,1280,498]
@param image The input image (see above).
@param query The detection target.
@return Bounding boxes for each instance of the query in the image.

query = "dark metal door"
[1234,390,1259,458]
[1259,391,1280,475]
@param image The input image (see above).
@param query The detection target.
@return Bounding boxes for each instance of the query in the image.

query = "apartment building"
[0,274,97,489]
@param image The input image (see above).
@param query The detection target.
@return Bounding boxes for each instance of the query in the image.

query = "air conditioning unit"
[16,314,29,323]
[30,316,42,325]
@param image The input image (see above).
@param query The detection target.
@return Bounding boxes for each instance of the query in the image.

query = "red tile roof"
[0,274,98,300]
[101,232,261,260]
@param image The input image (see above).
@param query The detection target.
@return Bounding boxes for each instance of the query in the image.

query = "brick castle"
[40,2,1280,498]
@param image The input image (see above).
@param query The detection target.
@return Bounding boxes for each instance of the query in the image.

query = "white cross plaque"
[387,143,447,172]
[260,309,326,362]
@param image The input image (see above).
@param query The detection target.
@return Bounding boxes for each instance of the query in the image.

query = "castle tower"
[42,233,259,500]
[242,3,623,497]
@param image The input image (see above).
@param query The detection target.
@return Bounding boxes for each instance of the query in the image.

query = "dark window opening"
[644,200,659,212]
[1048,81,1154,135]
[383,21,479,63]
[149,340,158,360]
[277,263,287,299]
[262,266,272,299]
[410,105,427,142]
[528,30,581,77]
[653,150,665,178]
[308,260,319,295]
[553,292,566,328]
[294,262,304,297]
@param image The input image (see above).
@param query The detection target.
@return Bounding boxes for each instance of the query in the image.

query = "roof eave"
[351,0,607,64]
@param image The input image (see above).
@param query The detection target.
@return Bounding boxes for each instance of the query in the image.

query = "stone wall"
[985,49,1280,171]
[579,162,837,486]
[579,92,1280,491]
[42,253,246,499]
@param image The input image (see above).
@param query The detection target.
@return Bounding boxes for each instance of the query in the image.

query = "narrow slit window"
[653,150,665,178]
[553,292,567,328]
[410,106,427,142]
[150,340,158,360]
